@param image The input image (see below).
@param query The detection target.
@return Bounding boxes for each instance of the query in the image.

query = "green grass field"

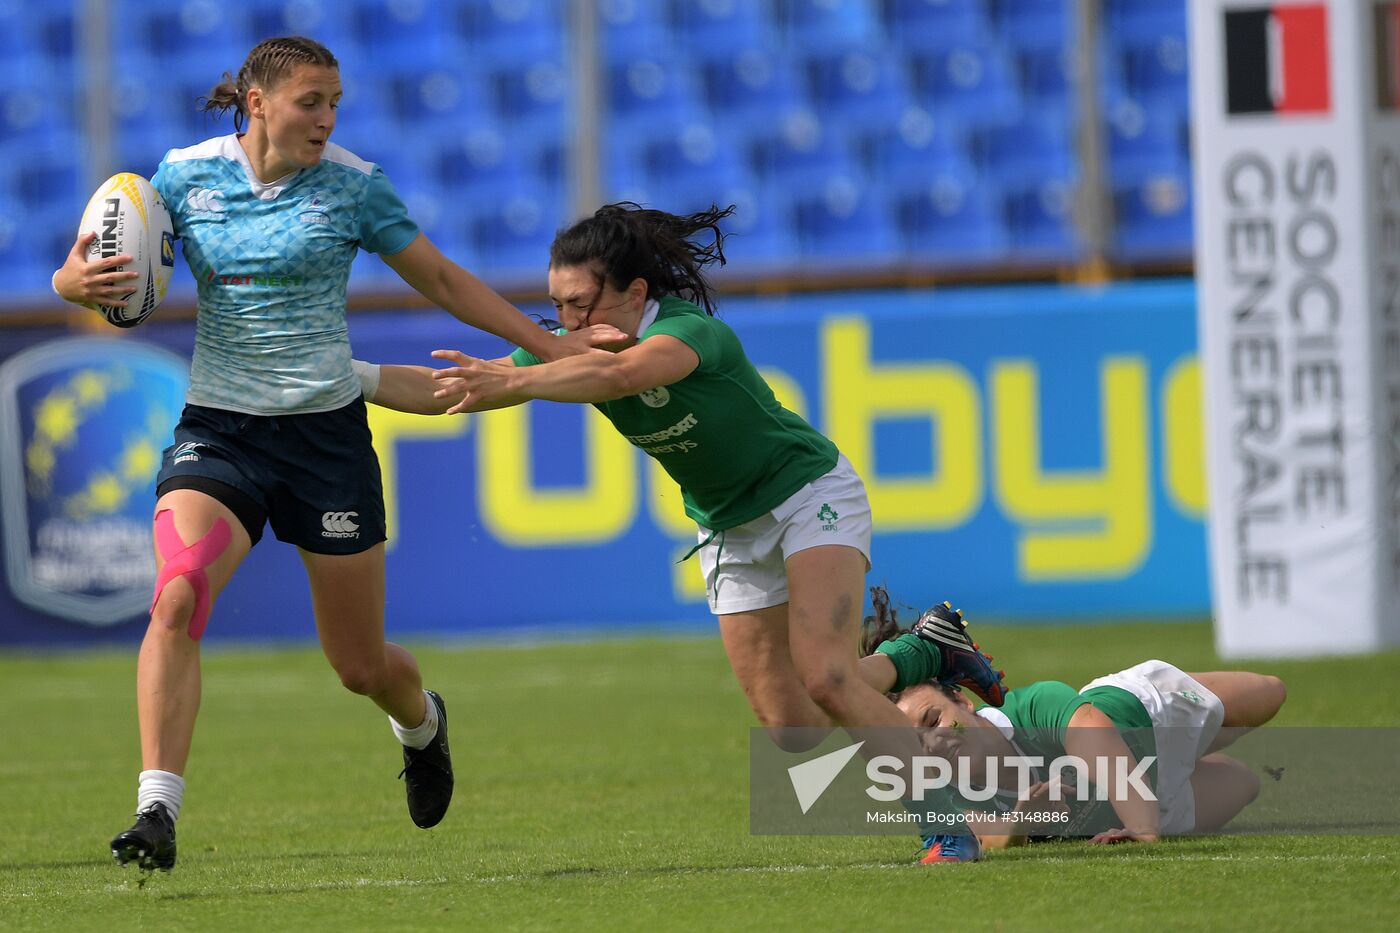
[2,621,1398,932]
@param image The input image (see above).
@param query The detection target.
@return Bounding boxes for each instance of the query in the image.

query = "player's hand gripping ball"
[76,173,175,327]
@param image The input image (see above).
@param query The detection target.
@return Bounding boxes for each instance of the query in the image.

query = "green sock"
[875,633,943,692]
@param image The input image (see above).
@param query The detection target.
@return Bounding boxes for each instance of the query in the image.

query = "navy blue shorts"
[154,398,386,555]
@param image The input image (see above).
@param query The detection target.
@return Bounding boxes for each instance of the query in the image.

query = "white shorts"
[1081,660,1225,835]
[696,454,873,615]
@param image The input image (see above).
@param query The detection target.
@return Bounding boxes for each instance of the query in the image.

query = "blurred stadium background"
[0,0,1192,306]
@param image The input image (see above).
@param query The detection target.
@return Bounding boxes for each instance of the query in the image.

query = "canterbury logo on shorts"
[321,510,360,538]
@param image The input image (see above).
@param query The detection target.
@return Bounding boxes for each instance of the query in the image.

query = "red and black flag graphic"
[1224,5,1330,115]
[1377,3,1400,109]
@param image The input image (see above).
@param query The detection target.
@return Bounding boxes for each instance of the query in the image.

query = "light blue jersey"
[153,135,419,414]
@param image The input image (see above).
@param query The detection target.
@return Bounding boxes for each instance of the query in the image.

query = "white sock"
[390,690,439,750]
[137,769,185,821]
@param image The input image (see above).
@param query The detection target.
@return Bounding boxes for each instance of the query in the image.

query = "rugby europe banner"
[0,283,1209,646]
[1189,0,1400,656]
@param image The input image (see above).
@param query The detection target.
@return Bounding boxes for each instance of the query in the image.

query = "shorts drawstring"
[679,527,726,601]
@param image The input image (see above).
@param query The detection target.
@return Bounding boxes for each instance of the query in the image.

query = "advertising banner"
[0,281,1206,646]
[1189,0,1400,656]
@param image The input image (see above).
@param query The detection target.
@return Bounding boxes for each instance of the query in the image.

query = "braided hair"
[549,202,735,315]
[202,36,339,131]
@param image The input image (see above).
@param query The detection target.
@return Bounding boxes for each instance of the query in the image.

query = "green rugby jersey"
[968,680,1156,837]
[511,296,839,530]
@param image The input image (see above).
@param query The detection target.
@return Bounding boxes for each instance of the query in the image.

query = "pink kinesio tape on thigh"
[151,510,233,641]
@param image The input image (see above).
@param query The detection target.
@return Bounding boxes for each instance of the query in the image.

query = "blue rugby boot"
[919,832,983,864]
[913,602,1007,706]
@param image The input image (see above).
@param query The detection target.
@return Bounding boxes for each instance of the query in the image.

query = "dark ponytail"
[549,202,735,315]
[202,36,338,131]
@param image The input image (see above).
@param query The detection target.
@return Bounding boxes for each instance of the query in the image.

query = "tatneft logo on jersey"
[185,188,227,217]
[195,267,307,288]
[321,511,360,538]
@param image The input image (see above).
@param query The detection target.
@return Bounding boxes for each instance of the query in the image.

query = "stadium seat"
[782,0,883,53]
[912,42,1022,126]
[459,0,567,69]
[11,142,83,214]
[1105,99,1187,186]
[641,122,750,205]
[119,0,255,82]
[350,0,460,56]
[976,116,1075,187]
[1105,0,1187,46]
[864,109,976,195]
[1004,179,1081,258]
[790,175,901,263]
[703,49,810,134]
[492,62,570,138]
[717,188,801,271]
[1113,171,1193,260]
[1019,47,1075,116]
[751,110,861,190]
[432,125,542,203]
[606,58,707,134]
[1122,35,1190,110]
[472,185,566,278]
[895,179,1010,262]
[674,0,779,59]
[995,0,1069,52]
[599,0,675,58]
[804,48,918,132]
[383,67,493,128]
[885,0,992,53]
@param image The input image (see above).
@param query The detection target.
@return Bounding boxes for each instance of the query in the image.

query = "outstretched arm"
[354,361,471,415]
[383,234,625,361]
[1063,704,1160,844]
[430,334,700,414]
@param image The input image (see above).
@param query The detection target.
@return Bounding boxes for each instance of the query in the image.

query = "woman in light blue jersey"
[52,35,622,874]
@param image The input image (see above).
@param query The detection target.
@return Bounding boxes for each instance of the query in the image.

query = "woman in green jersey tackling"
[365,202,1006,863]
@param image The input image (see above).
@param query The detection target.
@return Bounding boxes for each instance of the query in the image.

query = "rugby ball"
[77,172,175,328]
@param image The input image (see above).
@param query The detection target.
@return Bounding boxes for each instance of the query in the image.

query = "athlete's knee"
[763,724,830,753]
[150,510,234,641]
[801,665,855,715]
[332,659,391,697]
[149,577,197,634]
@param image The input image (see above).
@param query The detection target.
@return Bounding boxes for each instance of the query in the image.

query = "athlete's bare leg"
[1190,671,1287,753]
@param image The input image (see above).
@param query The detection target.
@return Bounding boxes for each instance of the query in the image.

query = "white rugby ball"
[77,172,175,328]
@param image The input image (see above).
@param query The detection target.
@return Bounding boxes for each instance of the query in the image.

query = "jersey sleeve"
[645,313,728,368]
[509,327,567,367]
[150,156,184,238]
[359,166,421,256]
[1001,681,1090,737]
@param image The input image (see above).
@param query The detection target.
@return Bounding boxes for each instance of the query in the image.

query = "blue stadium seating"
[674,0,779,59]
[912,42,1022,125]
[1004,180,1080,258]
[606,58,708,133]
[1105,0,1186,46]
[459,0,567,68]
[752,110,861,190]
[885,0,993,52]
[641,123,751,204]
[383,67,493,128]
[1105,100,1187,185]
[492,61,570,138]
[976,117,1075,187]
[781,0,883,53]
[894,179,1010,261]
[118,0,255,82]
[702,50,810,134]
[804,48,918,132]
[790,174,900,263]
[1113,171,1193,260]
[599,0,675,57]
[471,184,565,277]
[995,0,1069,52]
[716,188,801,271]
[1121,35,1189,110]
